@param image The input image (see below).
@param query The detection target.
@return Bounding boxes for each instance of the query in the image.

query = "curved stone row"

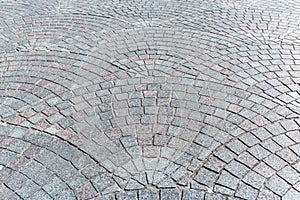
[2,0,300,53]
[192,125,300,199]
[59,1,300,45]
[1,37,298,127]
[3,123,299,199]
[0,14,134,54]
[0,125,118,199]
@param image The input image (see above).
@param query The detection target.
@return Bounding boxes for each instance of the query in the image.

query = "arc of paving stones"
[1,0,300,50]
[64,0,300,45]
[192,127,300,199]
[0,125,118,199]
[0,0,106,18]
[222,0,300,13]
[75,0,300,38]
[154,7,300,45]
[0,48,125,125]
[86,27,250,81]
[0,58,240,198]
[0,13,135,54]
[0,26,244,125]
[85,77,297,192]
[0,128,243,200]
[222,44,300,119]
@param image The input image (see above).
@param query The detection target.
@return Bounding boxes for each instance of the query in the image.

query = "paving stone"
[0,150,16,165]
[160,189,180,200]
[204,193,230,200]
[287,131,300,143]
[125,178,144,190]
[290,144,300,157]
[225,160,250,178]
[194,133,214,148]
[204,156,226,173]
[282,188,300,200]
[293,181,300,192]
[194,168,217,187]
[257,188,280,200]
[120,136,138,148]
[138,189,158,200]
[182,190,203,200]
[116,191,137,200]
[30,190,53,200]
[20,161,43,177]
[92,173,113,192]
[266,176,291,196]
[75,182,98,199]
[214,147,236,163]
[97,195,116,200]
[248,144,271,159]
[254,162,276,178]
[237,152,259,168]
[33,168,55,186]
[216,171,239,190]
[276,148,299,164]
[277,166,300,185]
[235,183,259,200]
[264,154,288,171]
[43,177,68,197]
[56,190,77,200]
[242,171,266,189]
[273,134,295,148]
[16,179,40,199]
[226,139,248,154]
[67,174,88,190]
[157,176,177,188]
[6,173,27,191]
[280,120,299,131]
[261,139,282,153]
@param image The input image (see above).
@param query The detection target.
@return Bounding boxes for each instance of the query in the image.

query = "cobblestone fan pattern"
[0,0,300,199]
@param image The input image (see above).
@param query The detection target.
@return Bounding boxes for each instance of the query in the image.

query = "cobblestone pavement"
[0,0,300,199]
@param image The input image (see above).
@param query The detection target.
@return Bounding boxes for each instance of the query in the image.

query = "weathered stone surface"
[0,0,299,199]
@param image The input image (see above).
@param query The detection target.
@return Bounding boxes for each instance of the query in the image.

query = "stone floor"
[0,0,300,199]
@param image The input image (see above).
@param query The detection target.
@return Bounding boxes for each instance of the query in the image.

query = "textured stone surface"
[0,0,299,199]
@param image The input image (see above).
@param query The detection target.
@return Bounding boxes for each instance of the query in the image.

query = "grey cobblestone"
[257,188,280,200]
[194,168,217,187]
[248,145,271,160]
[282,188,300,200]
[43,177,68,198]
[225,160,249,178]
[266,176,291,196]
[17,179,40,198]
[277,166,300,185]
[160,189,180,200]
[216,171,239,190]
[235,183,258,200]
[182,190,203,200]
[264,154,288,171]
[242,171,266,189]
